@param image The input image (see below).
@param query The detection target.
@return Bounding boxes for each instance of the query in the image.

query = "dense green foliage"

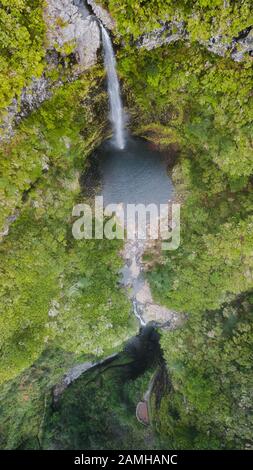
[0,0,252,451]
[0,348,78,449]
[119,42,253,311]
[114,3,253,450]
[0,71,104,230]
[0,0,45,113]
[0,73,134,384]
[103,0,253,41]
[157,294,253,449]
[42,355,155,450]
[0,1,136,446]
[0,327,159,450]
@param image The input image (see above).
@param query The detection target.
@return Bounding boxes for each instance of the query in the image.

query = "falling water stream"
[99,24,177,328]
[101,24,125,150]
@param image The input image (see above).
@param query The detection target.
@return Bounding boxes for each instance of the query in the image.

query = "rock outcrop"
[136,21,186,51]
[2,1,251,143]
[231,27,253,62]
[45,0,100,69]
[199,28,253,61]
[0,212,20,241]
[137,22,253,63]
[0,76,52,142]
[45,0,114,69]
[53,353,118,404]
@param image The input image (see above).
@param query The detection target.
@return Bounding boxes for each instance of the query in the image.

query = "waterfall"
[100,24,125,150]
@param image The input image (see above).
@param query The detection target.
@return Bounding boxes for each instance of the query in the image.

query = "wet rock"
[142,303,179,329]
[87,0,115,30]
[121,236,181,329]
[136,281,153,304]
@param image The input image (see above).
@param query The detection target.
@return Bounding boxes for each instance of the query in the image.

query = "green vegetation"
[156,294,253,449]
[103,0,253,42]
[0,70,105,230]
[42,355,156,450]
[115,4,253,449]
[0,71,134,386]
[0,0,45,113]
[0,0,252,451]
[0,61,137,446]
[0,348,78,449]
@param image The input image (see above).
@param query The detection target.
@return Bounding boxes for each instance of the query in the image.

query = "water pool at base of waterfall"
[100,137,174,207]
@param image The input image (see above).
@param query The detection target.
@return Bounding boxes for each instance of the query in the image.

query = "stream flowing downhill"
[100,138,180,328]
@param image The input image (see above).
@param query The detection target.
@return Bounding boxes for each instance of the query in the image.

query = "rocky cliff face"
[41,0,114,69]
[45,0,100,69]
[0,0,113,142]
[137,22,253,63]
[1,1,252,144]
[0,77,52,142]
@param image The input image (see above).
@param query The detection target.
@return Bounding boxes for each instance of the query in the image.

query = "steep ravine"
[1,0,252,451]
[0,2,184,444]
[0,1,182,447]
[49,21,182,433]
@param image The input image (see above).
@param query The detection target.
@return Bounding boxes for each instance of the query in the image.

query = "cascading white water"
[101,24,125,150]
